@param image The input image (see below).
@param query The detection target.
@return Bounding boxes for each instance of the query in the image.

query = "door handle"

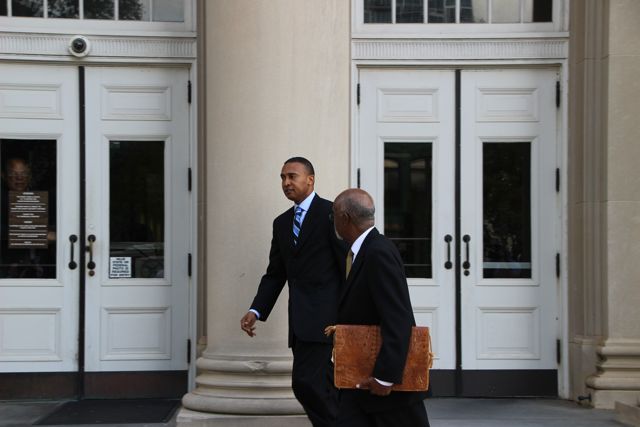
[462,234,471,276]
[68,234,78,270]
[86,234,96,274]
[444,234,453,270]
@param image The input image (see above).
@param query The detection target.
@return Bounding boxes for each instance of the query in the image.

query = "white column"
[180,0,349,421]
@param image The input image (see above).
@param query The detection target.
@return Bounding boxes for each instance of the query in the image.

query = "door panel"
[359,69,456,370]
[358,68,558,392]
[460,69,558,370]
[0,64,79,373]
[84,67,190,372]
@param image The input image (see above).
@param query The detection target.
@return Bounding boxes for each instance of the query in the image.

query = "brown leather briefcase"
[324,324,433,391]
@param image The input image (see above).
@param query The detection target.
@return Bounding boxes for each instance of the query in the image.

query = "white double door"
[358,69,559,377]
[0,64,190,377]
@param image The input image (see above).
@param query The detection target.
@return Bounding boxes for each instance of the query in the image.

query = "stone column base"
[586,339,640,409]
[181,354,305,415]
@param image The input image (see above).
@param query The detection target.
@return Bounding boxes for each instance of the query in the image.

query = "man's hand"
[356,377,393,396]
[240,312,257,337]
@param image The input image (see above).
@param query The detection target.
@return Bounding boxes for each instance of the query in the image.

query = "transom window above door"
[364,0,552,24]
[1,0,183,21]
[0,0,194,34]
[354,0,566,35]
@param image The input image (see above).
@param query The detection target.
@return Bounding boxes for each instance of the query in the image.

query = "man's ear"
[308,174,315,186]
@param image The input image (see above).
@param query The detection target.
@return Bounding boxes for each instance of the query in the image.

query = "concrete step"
[177,408,311,427]
[616,400,640,427]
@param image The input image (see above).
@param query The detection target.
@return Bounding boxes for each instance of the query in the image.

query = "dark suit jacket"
[250,194,346,346]
[338,227,427,412]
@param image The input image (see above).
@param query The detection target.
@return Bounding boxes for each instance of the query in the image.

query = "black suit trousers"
[291,339,337,427]
[336,389,430,427]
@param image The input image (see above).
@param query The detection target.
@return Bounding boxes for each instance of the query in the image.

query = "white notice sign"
[109,257,132,278]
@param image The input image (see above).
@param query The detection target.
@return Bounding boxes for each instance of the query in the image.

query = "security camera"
[68,35,90,57]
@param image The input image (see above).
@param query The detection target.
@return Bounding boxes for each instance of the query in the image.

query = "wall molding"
[352,38,568,61]
[0,32,196,61]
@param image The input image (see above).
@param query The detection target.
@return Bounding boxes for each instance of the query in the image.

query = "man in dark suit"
[332,188,430,427]
[240,157,345,427]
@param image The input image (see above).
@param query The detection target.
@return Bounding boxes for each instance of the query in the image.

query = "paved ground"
[0,398,622,427]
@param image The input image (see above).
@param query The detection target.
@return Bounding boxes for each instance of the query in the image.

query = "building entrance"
[0,64,191,398]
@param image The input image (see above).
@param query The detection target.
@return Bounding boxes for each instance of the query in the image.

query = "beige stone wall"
[569,0,640,408]
[203,0,350,357]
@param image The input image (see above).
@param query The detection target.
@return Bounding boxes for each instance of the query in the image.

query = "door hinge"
[188,80,192,104]
[187,339,192,364]
[556,253,560,278]
[188,253,192,277]
[188,167,192,192]
[556,81,561,108]
[555,168,560,192]
[357,168,361,188]
[357,83,360,106]
[556,339,561,364]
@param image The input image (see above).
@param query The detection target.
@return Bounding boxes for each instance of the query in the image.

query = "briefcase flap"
[325,324,433,392]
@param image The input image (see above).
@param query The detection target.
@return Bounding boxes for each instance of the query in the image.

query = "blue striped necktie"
[293,206,303,245]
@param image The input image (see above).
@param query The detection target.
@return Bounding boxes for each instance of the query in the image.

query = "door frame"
[351,62,569,398]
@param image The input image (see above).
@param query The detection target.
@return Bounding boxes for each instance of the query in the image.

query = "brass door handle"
[86,234,96,273]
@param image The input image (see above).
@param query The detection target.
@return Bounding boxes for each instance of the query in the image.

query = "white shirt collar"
[295,191,316,212]
[350,226,375,261]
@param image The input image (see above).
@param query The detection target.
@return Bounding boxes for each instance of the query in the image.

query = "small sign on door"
[109,257,132,278]
[8,191,49,248]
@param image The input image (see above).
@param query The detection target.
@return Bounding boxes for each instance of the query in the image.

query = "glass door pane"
[482,142,532,278]
[384,143,433,278]
[109,140,164,279]
[0,139,56,279]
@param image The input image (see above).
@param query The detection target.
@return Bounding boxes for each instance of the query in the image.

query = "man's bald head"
[334,189,375,228]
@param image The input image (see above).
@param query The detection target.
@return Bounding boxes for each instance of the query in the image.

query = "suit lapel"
[279,207,296,252]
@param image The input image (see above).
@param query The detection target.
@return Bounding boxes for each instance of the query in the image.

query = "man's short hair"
[285,157,315,176]
[342,197,375,226]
